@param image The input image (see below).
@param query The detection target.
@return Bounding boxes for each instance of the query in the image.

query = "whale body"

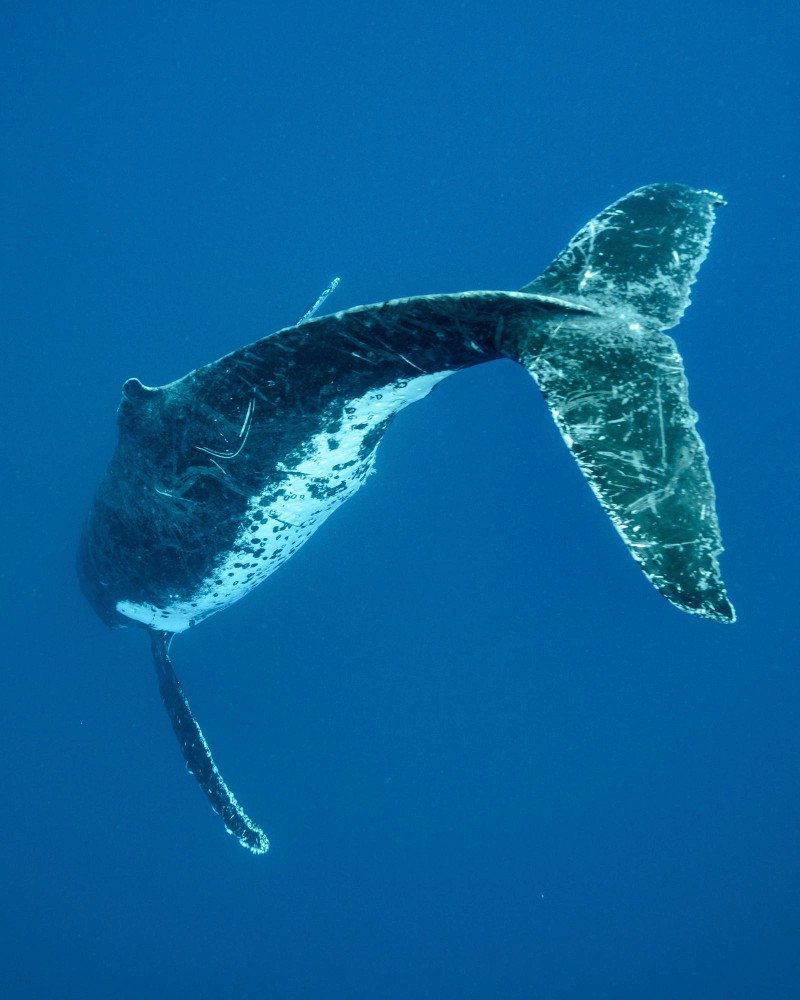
[79,184,735,853]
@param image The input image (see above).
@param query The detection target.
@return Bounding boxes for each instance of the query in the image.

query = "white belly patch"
[117,369,452,631]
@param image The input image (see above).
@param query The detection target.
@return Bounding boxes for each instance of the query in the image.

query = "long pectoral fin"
[150,630,270,853]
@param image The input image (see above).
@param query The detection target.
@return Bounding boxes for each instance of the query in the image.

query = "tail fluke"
[521,183,723,328]
[515,184,734,621]
[151,630,270,853]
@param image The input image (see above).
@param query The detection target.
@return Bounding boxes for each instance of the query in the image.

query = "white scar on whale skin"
[117,369,452,632]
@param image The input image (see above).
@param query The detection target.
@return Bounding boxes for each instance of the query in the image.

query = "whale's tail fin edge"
[513,185,734,622]
[521,183,725,331]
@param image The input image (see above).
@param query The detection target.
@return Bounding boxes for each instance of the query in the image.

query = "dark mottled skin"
[78,184,735,853]
[78,292,575,628]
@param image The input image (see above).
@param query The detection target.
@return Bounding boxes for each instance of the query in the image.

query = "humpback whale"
[78,184,735,854]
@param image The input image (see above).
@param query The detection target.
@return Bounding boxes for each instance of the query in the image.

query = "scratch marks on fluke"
[78,183,735,854]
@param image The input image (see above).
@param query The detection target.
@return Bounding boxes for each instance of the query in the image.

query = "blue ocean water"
[1,2,797,997]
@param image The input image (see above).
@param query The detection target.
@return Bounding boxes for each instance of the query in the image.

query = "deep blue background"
[1,2,798,997]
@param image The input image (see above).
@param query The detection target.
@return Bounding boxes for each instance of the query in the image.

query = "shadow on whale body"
[78,183,735,854]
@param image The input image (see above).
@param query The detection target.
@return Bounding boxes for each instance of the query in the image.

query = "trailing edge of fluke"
[79,183,735,854]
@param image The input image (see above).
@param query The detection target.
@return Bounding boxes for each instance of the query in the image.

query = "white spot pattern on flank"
[117,370,452,631]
